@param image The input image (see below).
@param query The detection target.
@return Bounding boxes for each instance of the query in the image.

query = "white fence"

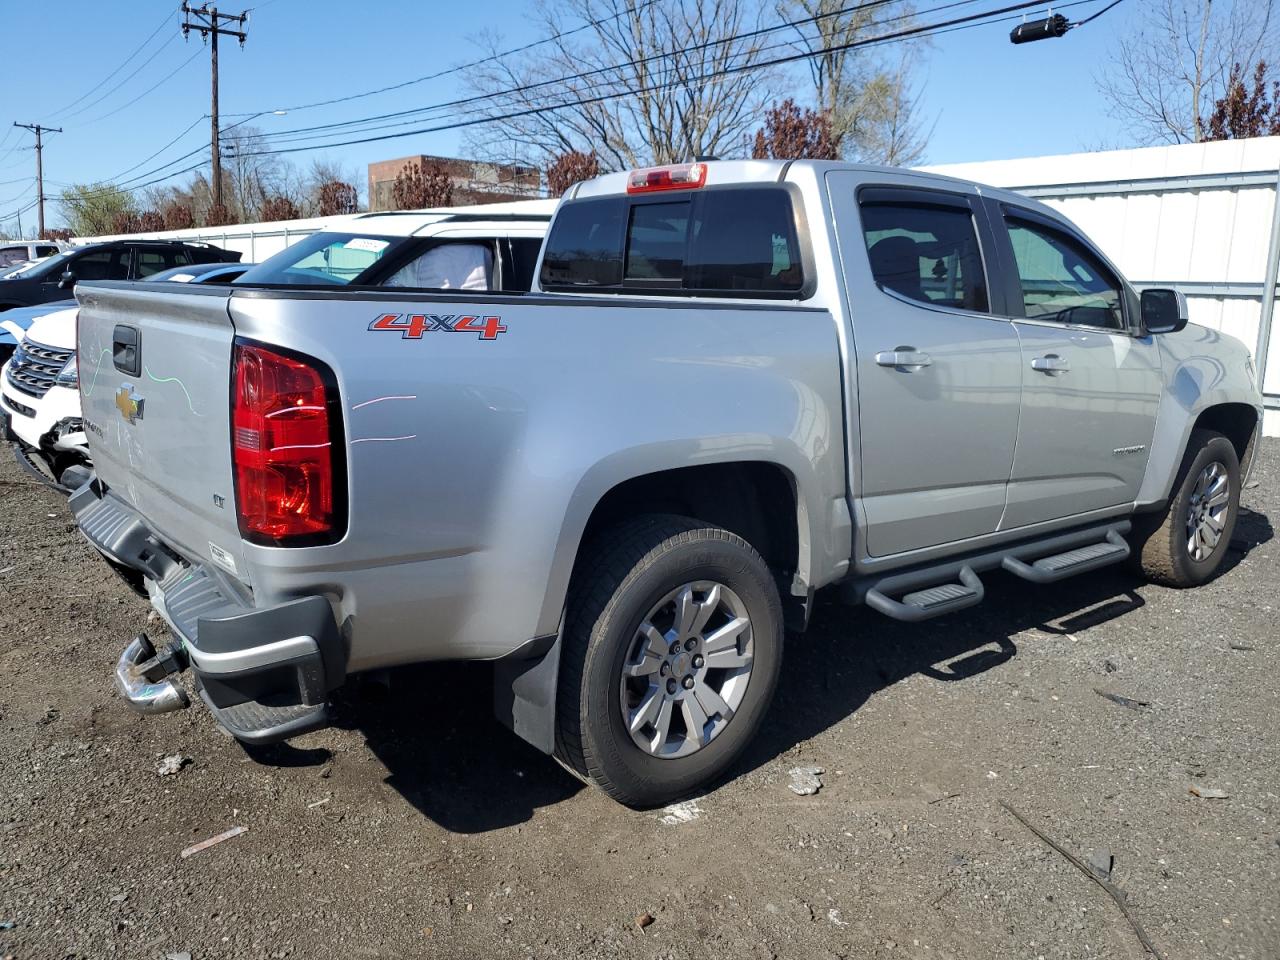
[927,136,1280,437]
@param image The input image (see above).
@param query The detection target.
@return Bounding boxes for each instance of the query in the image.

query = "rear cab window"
[540,186,806,297]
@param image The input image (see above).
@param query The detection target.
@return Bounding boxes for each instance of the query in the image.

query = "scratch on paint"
[80,348,112,399]
[351,395,417,410]
[144,365,204,417]
[351,435,418,444]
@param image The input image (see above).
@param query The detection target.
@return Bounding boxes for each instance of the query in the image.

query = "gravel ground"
[1,443,1277,960]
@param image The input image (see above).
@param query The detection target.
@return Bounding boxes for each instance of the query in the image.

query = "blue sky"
[0,0,1140,231]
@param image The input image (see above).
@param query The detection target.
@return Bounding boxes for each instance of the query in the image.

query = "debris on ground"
[164,952,193,960]
[659,800,704,825]
[1094,689,1150,711]
[1088,847,1114,880]
[318,764,332,779]
[788,766,824,796]
[0,921,14,930]
[1104,659,1119,673]
[1188,785,1230,800]
[180,825,247,859]
[1228,643,1256,652]
[156,754,192,777]
[306,797,330,809]
[635,912,655,930]
[1000,802,1166,960]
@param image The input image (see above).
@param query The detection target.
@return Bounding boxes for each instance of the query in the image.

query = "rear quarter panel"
[228,290,847,670]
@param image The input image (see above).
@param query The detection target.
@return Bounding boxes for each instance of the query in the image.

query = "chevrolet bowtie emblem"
[115,384,144,425]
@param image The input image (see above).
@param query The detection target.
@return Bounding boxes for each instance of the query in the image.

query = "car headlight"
[55,354,78,388]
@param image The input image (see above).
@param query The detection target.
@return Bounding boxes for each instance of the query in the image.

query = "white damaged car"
[1,305,90,490]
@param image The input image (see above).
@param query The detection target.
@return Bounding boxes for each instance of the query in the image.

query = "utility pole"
[13,122,62,239]
[181,3,248,213]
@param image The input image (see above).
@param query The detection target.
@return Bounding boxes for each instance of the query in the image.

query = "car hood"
[22,305,78,349]
[0,299,78,341]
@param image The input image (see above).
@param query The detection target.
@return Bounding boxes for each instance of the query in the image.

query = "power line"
[63,0,1102,206]
[238,0,980,152]
[229,0,1060,161]
[223,0,666,119]
[61,33,181,122]
[79,49,204,126]
[42,8,176,120]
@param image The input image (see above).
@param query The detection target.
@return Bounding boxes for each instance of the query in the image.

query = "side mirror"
[58,270,76,290]
[1141,287,1189,334]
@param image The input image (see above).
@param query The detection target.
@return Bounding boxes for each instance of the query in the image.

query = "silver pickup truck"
[71,160,1262,806]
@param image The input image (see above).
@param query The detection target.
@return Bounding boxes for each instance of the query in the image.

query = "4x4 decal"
[369,313,508,341]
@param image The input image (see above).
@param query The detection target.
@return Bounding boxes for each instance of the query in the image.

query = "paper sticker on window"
[344,238,390,253]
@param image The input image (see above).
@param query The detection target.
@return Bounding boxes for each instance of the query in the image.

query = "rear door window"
[859,200,989,313]
[134,248,181,278]
[540,187,804,296]
[71,249,129,281]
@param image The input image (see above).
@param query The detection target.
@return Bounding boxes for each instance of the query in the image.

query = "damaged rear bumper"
[71,477,345,744]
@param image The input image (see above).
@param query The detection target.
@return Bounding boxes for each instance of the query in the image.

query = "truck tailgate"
[76,282,248,581]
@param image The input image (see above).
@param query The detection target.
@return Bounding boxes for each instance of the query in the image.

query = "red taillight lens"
[232,341,342,544]
[626,162,708,193]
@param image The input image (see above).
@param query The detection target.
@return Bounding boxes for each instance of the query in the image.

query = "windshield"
[234,232,406,286]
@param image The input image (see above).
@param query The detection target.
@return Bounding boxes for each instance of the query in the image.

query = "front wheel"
[555,515,784,807]
[1131,428,1240,587]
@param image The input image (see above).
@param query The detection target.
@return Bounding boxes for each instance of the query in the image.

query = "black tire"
[555,515,784,807]
[1130,428,1240,587]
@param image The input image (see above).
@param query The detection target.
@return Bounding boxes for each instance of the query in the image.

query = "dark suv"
[0,240,241,311]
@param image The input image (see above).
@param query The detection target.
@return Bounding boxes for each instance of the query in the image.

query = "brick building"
[367,155,541,211]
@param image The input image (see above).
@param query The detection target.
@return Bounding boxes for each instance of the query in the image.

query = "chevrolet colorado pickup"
[70,161,1262,806]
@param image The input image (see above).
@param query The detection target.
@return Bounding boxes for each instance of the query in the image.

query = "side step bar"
[849,521,1132,623]
[866,565,984,623]
[1001,530,1129,584]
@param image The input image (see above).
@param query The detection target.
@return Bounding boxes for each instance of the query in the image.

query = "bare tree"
[1097,0,1279,144]
[778,0,930,163]
[546,150,601,195]
[137,210,166,232]
[466,0,774,169]
[752,99,838,159]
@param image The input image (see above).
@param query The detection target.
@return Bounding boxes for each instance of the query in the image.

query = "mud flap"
[492,629,561,755]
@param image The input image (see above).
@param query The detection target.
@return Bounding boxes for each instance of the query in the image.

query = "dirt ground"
[1,443,1277,960]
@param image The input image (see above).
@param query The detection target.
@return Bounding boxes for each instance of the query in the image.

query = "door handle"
[875,348,933,369]
[1030,353,1070,375]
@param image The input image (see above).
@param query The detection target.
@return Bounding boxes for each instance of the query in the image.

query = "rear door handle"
[1030,353,1070,374]
[875,348,933,369]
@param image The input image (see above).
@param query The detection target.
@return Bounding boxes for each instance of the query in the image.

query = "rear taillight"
[232,340,344,545]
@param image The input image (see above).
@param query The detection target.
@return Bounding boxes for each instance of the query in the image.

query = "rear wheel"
[555,515,783,807]
[1131,429,1240,587]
